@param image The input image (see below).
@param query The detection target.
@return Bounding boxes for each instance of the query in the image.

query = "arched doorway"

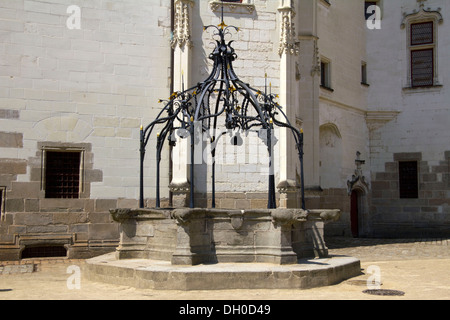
[347,152,369,238]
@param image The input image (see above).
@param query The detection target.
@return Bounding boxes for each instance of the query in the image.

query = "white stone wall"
[192,1,281,91]
[188,1,283,193]
[317,0,370,189]
[0,0,172,199]
[367,0,450,168]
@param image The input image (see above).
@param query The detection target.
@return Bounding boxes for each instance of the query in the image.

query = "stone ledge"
[85,253,361,291]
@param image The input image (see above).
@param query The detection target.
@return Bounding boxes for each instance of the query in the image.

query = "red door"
[350,190,359,238]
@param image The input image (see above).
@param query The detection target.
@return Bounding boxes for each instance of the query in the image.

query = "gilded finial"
[218,21,227,30]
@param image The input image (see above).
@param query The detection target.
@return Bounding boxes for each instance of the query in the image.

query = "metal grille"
[45,151,81,199]
[363,289,405,296]
[411,49,433,87]
[411,22,433,46]
[399,161,419,199]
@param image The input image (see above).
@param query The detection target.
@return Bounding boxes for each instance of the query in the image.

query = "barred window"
[45,151,81,199]
[409,21,435,88]
[411,22,433,46]
[411,49,434,87]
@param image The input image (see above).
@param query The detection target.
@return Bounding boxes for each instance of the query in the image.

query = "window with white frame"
[401,7,443,89]
[410,21,435,87]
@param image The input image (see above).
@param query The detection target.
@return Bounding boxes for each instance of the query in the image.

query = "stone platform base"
[85,253,361,291]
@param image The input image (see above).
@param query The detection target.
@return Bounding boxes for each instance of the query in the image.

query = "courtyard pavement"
[0,237,449,301]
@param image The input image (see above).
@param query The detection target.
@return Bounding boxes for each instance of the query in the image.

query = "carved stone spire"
[171,0,195,49]
[278,0,299,56]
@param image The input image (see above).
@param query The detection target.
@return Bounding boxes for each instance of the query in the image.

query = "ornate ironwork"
[140,6,305,210]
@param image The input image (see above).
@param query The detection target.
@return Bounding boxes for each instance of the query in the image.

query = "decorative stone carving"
[171,0,195,49]
[401,0,443,29]
[171,207,196,225]
[311,37,321,76]
[271,208,307,226]
[168,180,190,193]
[347,151,369,195]
[365,111,401,132]
[110,208,136,223]
[278,2,299,56]
[169,181,191,208]
[277,179,300,209]
[210,1,255,14]
[229,210,244,230]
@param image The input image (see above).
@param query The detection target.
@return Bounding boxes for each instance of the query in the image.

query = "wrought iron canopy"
[140,14,305,210]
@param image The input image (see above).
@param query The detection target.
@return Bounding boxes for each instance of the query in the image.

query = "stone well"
[85,207,361,291]
[109,207,341,265]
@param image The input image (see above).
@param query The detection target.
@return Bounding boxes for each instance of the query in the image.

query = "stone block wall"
[370,151,450,237]
[0,0,172,260]
[0,198,130,261]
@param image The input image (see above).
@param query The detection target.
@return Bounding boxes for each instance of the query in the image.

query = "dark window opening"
[45,151,81,199]
[365,1,378,20]
[320,61,332,90]
[0,187,5,217]
[320,62,327,87]
[399,161,419,199]
[21,246,67,259]
[361,62,368,85]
